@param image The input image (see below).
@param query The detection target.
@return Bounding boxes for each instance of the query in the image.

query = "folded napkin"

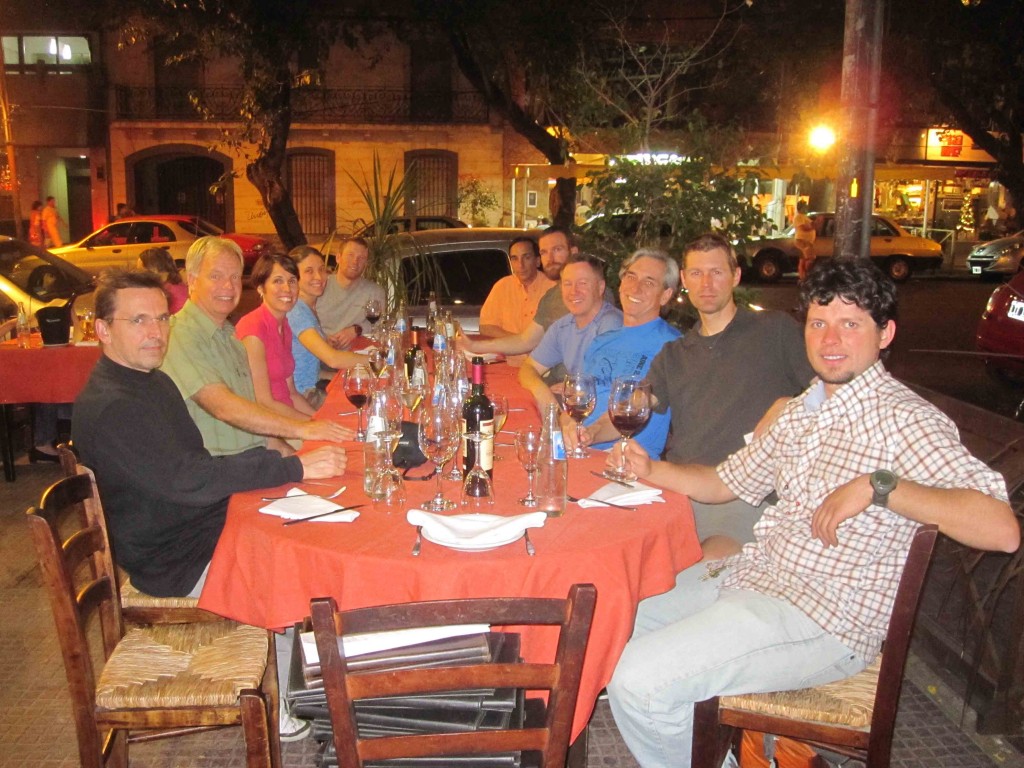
[406,509,546,549]
[259,489,360,523]
[575,481,665,508]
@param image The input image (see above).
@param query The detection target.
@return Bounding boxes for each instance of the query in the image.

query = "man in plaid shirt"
[606,259,1020,768]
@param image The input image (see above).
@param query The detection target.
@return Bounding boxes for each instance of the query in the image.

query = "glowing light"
[809,125,836,153]
[48,38,57,55]
[61,44,71,61]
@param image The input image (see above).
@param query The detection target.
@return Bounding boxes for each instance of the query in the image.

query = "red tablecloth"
[0,338,102,404]
[199,359,702,739]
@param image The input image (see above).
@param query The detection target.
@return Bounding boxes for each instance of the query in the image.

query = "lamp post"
[0,45,23,239]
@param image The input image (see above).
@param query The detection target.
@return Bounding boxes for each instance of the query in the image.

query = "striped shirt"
[716,361,1008,661]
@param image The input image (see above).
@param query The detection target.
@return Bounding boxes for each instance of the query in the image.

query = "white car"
[51,215,271,275]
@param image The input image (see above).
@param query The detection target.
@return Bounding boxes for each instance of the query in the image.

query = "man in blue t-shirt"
[518,253,623,413]
[563,249,681,458]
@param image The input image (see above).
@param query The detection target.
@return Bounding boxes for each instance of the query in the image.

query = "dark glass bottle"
[461,356,495,482]
[404,328,419,380]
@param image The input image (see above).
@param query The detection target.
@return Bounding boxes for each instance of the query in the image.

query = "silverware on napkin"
[281,504,365,526]
[591,470,635,489]
[412,526,422,556]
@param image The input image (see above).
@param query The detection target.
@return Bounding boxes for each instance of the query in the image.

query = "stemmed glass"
[515,427,542,507]
[363,298,382,343]
[366,347,387,379]
[370,430,406,514]
[343,364,372,441]
[605,376,652,483]
[417,399,460,511]
[562,373,597,459]
[461,432,495,511]
[489,394,509,461]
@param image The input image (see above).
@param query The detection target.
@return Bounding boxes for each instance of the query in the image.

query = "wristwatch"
[870,470,898,508]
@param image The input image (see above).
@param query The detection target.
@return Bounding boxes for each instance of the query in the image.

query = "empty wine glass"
[461,432,495,511]
[370,430,406,514]
[364,298,382,342]
[417,399,460,511]
[515,427,542,507]
[343,364,372,441]
[606,376,652,483]
[489,394,509,461]
[562,373,597,459]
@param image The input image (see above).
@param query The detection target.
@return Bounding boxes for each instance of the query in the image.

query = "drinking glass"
[363,298,382,342]
[400,382,426,419]
[370,430,406,514]
[605,376,652,483]
[343,364,372,441]
[417,400,460,511]
[366,347,387,378]
[489,394,509,461]
[562,373,597,458]
[515,427,542,507]
[461,432,495,511]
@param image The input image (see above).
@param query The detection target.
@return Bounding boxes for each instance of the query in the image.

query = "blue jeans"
[607,563,865,768]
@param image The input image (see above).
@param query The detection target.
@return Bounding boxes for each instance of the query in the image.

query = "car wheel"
[886,256,911,283]
[754,253,782,283]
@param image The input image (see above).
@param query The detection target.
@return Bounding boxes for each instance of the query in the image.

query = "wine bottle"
[404,328,419,380]
[536,402,567,517]
[461,356,494,480]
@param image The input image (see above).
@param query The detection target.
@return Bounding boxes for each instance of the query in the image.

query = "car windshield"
[0,240,94,301]
[176,218,225,237]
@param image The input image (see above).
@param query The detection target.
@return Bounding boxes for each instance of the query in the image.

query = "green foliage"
[456,176,500,226]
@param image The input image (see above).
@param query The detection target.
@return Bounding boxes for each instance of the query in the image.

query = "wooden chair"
[27,469,282,768]
[310,583,598,768]
[691,524,939,768]
[56,442,219,624]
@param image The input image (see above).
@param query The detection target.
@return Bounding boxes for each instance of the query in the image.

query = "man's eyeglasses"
[108,314,171,328]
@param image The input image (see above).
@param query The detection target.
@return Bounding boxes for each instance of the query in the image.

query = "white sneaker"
[279,711,311,742]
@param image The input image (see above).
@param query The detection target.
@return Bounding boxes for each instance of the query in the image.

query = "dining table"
[198,353,703,740]
[0,335,102,481]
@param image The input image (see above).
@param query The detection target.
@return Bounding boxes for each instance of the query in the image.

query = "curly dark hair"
[799,259,898,327]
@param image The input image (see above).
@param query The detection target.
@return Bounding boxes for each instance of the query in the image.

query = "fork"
[411,526,422,556]
[566,493,637,512]
[524,530,535,556]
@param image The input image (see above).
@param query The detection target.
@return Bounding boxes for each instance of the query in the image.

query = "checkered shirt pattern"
[716,361,1008,662]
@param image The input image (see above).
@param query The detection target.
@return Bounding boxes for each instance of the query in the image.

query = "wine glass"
[364,298,382,342]
[400,382,426,419]
[489,394,509,461]
[461,432,495,511]
[343,364,372,441]
[562,373,597,459]
[370,430,406,514]
[417,400,460,511]
[605,376,652,483]
[515,427,542,507]
[366,347,387,379]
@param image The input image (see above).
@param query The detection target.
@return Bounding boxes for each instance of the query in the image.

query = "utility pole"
[833,0,884,260]
[0,45,24,240]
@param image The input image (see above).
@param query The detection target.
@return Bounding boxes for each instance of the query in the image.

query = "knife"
[591,470,636,489]
[282,504,366,526]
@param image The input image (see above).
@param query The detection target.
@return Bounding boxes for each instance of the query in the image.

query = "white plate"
[420,524,524,552]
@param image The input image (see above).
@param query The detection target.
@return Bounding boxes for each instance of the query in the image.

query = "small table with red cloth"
[198,358,703,741]
[0,337,102,481]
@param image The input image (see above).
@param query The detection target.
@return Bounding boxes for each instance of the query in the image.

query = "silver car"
[967,232,1024,278]
[0,237,96,330]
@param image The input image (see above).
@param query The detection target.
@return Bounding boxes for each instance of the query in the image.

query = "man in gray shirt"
[318,236,386,349]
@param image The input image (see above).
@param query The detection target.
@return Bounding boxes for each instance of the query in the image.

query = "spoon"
[261,485,347,502]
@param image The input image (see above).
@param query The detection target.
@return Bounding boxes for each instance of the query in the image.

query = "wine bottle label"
[366,414,386,442]
[478,418,494,472]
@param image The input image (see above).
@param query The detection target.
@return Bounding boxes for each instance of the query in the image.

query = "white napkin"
[406,509,546,549]
[259,489,360,523]
[575,481,665,508]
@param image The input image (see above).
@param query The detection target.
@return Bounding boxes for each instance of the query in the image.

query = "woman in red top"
[138,248,188,314]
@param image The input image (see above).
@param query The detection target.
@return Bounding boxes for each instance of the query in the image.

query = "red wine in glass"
[606,376,651,483]
[610,410,649,437]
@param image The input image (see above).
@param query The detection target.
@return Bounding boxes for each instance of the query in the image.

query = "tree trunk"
[244,70,306,250]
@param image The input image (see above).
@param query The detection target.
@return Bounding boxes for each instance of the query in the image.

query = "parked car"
[0,237,96,329]
[742,213,944,283]
[977,270,1024,382]
[320,227,534,332]
[51,215,272,275]
[966,231,1024,279]
[355,216,469,237]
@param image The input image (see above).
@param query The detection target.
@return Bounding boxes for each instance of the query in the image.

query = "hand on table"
[328,327,359,350]
[300,418,355,443]
[299,446,348,479]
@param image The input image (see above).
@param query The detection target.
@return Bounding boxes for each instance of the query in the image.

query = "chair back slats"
[311,583,597,768]
[76,575,118,624]
[346,663,558,699]
[62,525,107,572]
[358,728,550,762]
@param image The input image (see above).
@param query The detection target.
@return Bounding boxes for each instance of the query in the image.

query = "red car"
[53,215,272,274]
[977,271,1024,381]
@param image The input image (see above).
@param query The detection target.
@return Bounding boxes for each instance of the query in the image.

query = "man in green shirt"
[161,237,351,455]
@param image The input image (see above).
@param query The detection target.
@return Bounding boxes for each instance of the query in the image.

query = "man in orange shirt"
[478,236,555,337]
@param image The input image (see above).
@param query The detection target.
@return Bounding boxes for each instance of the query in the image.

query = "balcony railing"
[113,86,489,125]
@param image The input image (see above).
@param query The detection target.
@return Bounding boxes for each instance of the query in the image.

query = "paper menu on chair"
[299,623,491,665]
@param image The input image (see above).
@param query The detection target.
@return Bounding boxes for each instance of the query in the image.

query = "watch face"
[872,470,897,494]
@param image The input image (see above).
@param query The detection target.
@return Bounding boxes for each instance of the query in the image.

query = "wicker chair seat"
[96,621,268,709]
[720,657,880,730]
[120,578,201,609]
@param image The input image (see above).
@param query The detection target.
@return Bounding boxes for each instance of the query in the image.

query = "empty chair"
[311,583,598,768]
[691,524,939,768]
[26,469,282,768]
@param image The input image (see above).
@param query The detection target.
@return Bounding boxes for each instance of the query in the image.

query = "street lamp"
[809,124,836,153]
